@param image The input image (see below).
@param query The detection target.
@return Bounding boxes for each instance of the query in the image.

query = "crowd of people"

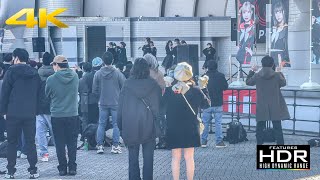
[0,41,288,179]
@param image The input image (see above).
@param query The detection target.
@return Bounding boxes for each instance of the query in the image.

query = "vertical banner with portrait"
[270,0,290,67]
[0,29,4,53]
[236,0,256,65]
[255,0,268,43]
[312,0,320,64]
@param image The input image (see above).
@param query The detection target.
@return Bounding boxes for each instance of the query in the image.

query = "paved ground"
[0,132,319,180]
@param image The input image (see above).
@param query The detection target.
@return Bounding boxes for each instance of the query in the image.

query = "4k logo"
[6,8,68,28]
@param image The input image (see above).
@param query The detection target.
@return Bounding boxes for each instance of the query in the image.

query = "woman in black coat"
[163,62,209,180]
[117,42,128,65]
[117,58,161,180]
[162,40,174,72]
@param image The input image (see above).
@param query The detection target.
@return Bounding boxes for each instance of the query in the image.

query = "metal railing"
[208,87,320,137]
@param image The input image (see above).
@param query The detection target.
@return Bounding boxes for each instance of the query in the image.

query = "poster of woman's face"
[0,29,4,53]
[312,0,320,64]
[236,0,255,65]
[270,0,290,67]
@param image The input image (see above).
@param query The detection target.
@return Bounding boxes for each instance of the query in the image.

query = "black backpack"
[224,121,248,144]
[308,138,320,147]
[78,124,98,150]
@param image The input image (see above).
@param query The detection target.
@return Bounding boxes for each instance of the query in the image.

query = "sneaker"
[201,140,208,148]
[20,153,27,159]
[111,145,122,154]
[29,172,39,179]
[41,153,49,162]
[96,145,104,154]
[5,173,14,179]
[68,170,77,176]
[215,141,227,148]
[17,151,21,158]
[59,170,67,176]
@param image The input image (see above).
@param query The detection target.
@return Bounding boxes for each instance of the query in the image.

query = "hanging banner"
[236,0,256,65]
[0,29,4,53]
[255,0,268,43]
[270,0,290,67]
[312,0,320,64]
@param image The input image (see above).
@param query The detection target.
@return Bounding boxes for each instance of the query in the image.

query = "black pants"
[256,121,284,145]
[0,115,5,141]
[52,116,79,172]
[6,117,37,174]
[81,103,99,132]
[128,140,155,180]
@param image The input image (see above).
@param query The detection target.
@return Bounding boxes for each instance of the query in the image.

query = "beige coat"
[246,67,290,121]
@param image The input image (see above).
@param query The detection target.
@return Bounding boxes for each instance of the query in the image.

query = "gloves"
[164,76,174,87]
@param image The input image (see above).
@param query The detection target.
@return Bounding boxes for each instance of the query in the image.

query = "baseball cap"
[51,55,68,65]
[92,57,103,67]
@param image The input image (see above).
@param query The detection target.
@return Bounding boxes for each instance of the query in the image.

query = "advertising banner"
[270,0,290,67]
[236,0,256,65]
[255,0,268,43]
[312,0,320,64]
[223,90,257,115]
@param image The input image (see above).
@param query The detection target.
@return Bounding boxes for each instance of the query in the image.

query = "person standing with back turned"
[45,55,79,176]
[246,55,289,145]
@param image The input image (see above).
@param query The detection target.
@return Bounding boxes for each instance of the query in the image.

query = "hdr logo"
[5,8,68,28]
[257,145,310,170]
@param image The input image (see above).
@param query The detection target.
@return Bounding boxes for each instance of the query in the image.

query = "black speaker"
[32,37,45,52]
[231,18,237,42]
[177,44,199,76]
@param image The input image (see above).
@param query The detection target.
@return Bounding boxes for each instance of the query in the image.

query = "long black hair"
[131,58,150,79]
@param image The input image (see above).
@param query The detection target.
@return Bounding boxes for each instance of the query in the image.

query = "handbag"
[181,94,205,135]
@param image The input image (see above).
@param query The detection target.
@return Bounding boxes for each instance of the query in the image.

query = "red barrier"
[223,90,257,114]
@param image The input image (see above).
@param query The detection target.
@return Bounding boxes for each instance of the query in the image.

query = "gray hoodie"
[92,66,126,107]
[38,65,55,81]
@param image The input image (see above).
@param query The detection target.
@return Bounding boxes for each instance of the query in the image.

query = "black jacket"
[79,71,99,113]
[203,47,216,61]
[117,47,127,65]
[0,64,41,118]
[0,63,11,79]
[142,45,152,56]
[206,70,228,107]
[38,65,55,115]
[117,77,161,146]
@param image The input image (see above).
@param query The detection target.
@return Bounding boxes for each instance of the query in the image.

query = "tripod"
[228,63,248,82]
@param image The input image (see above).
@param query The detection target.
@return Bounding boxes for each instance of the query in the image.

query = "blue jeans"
[96,106,120,146]
[201,106,223,144]
[36,115,54,156]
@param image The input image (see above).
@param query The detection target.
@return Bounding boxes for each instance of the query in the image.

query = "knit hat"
[92,57,103,67]
[174,62,193,82]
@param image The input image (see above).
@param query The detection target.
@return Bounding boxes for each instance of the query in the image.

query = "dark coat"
[107,47,119,65]
[38,65,55,115]
[206,70,228,107]
[246,67,290,121]
[0,64,41,118]
[163,86,209,149]
[0,63,11,79]
[142,45,152,56]
[203,47,216,61]
[117,47,127,65]
[151,47,157,57]
[117,78,161,146]
[79,71,99,113]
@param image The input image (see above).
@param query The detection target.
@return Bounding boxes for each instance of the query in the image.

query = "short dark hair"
[131,58,150,79]
[261,56,275,67]
[125,63,133,71]
[207,60,218,70]
[4,53,12,62]
[82,62,92,72]
[116,63,125,71]
[126,61,133,65]
[146,37,151,42]
[56,63,69,69]
[120,42,126,47]
[37,62,42,69]
[207,43,212,46]
[102,51,114,65]
[42,52,54,66]
[12,48,29,63]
